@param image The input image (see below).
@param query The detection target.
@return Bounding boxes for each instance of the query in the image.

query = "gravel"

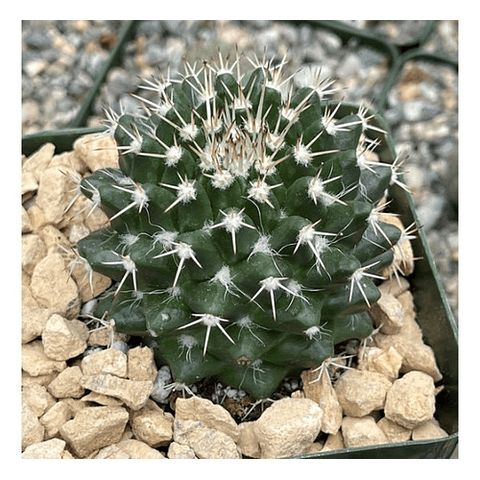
[21,20,458,321]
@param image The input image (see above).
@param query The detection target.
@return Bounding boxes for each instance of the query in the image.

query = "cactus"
[76,52,404,399]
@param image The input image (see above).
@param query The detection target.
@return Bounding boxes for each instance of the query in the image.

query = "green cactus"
[76,52,403,399]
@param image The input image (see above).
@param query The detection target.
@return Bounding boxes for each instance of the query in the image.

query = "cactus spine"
[77,52,404,399]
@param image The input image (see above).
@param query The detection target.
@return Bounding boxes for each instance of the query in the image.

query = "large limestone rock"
[377,416,412,443]
[127,346,158,381]
[94,439,166,459]
[384,371,436,429]
[22,340,66,377]
[253,397,323,459]
[358,346,403,382]
[175,396,239,442]
[22,404,45,451]
[22,383,55,417]
[321,431,345,452]
[22,143,55,183]
[39,400,73,439]
[42,315,89,361]
[22,234,47,275]
[167,441,197,459]
[35,167,77,225]
[302,368,343,435]
[371,291,405,334]
[22,438,67,459]
[22,305,54,344]
[80,348,128,377]
[341,416,388,448]
[73,134,119,171]
[130,399,174,447]
[334,369,392,417]
[59,406,129,458]
[79,373,153,410]
[412,418,448,440]
[237,421,261,458]
[47,366,85,399]
[173,419,241,459]
[30,252,80,318]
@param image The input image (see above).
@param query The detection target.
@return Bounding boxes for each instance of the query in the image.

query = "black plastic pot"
[21,102,458,459]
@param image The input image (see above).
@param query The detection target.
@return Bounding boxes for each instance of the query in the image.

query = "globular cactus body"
[77,53,403,399]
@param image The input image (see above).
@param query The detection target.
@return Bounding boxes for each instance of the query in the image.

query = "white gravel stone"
[150,366,173,404]
[375,326,443,382]
[378,277,410,297]
[82,203,111,233]
[65,222,90,245]
[49,149,87,175]
[22,275,39,308]
[92,445,129,459]
[22,370,57,389]
[374,293,443,382]
[392,233,415,277]
[393,291,421,339]
[24,58,49,77]
[26,204,47,232]
[400,342,443,382]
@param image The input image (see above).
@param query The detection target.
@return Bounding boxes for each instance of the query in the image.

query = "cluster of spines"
[76,51,405,398]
